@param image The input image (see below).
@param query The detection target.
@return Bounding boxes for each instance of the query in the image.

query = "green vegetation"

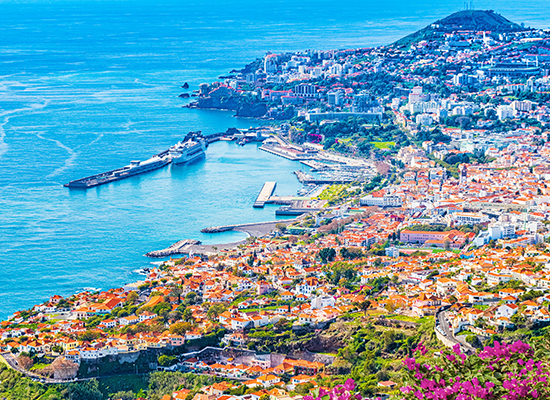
[327,317,440,396]
[317,184,348,202]
[394,10,526,47]
[371,141,396,149]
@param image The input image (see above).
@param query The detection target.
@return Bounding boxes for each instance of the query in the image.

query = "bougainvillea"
[304,379,364,400]
[399,340,550,400]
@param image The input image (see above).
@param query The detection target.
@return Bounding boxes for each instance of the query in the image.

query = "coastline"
[145,219,296,257]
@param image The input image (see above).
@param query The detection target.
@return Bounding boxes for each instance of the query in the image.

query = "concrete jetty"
[145,239,202,258]
[253,181,277,208]
[146,219,301,258]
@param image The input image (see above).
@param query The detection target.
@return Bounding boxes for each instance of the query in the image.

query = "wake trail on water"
[87,133,104,147]
[0,102,49,161]
[36,133,78,179]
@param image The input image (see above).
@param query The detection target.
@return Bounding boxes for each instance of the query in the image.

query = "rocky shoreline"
[145,220,295,258]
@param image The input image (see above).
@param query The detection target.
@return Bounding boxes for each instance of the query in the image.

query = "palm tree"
[170,286,183,304]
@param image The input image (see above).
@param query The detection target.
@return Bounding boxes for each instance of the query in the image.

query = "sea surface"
[1,0,549,319]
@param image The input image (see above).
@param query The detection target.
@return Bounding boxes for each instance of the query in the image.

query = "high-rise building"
[264,54,278,73]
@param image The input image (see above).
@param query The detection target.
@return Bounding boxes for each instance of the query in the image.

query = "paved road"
[437,310,476,354]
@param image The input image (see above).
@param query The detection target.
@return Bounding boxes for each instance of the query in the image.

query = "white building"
[327,91,343,106]
[416,113,433,126]
[497,105,514,120]
[511,100,532,112]
[264,54,278,73]
[360,194,402,207]
[293,84,318,98]
[495,303,518,318]
[310,295,336,310]
[385,247,400,257]
[449,212,489,226]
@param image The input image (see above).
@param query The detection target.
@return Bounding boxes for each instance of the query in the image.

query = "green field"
[371,141,396,149]
[316,184,348,201]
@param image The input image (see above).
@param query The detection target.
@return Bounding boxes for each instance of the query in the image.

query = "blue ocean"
[0,0,548,319]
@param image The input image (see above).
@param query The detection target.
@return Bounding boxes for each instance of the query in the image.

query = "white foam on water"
[0,102,49,161]
[35,132,78,179]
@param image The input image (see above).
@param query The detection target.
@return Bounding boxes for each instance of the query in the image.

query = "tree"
[153,302,172,317]
[79,330,101,342]
[52,345,64,354]
[66,379,103,400]
[319,247,336,263]
[465,334,482,348]
[184,292,199,305]
[182,307,194,322]
[207,303,226,321]
[275,223,287,233]
[111,391,134,400]
[169,287,183,304]
[170,322,192,336]
[354,300,371,316]
[158,355,177,367]
[125,291,139,305]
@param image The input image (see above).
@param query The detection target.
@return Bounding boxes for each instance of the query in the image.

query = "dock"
[253,182,277,208]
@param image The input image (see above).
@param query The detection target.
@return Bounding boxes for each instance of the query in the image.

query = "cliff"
[189,96,268,118]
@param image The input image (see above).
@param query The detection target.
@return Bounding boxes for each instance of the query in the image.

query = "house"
[310,295,335,310]
[166,335,185,347]
[281,291,294,301]
[119,315,139,326]
[98,319,117,329]
[139,311,157,323]
[296,277,319,296]
[436,278,459,296]
[173,389,192,400]
[495,303,518,318]
[256,374,281,388]
[298,313,314,324]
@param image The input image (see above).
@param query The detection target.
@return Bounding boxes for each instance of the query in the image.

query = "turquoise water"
[1,0,549,319]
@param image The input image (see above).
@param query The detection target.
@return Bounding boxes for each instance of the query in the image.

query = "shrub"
[399,340,550,400]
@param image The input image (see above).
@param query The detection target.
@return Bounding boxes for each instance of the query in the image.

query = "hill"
[394,9,528,47]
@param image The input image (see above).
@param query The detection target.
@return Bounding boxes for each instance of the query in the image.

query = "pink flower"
[343,379,355,391]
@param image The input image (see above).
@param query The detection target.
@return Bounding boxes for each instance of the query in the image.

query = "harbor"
[251,180,328,217]
[253,181,277,208]
[63,154,172,188]
[64,132,209,189]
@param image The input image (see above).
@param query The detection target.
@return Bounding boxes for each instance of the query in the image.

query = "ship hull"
[172,149,205,165]
[65,158,171,189]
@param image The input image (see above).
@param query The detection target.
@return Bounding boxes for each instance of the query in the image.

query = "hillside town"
[3,8,550,400]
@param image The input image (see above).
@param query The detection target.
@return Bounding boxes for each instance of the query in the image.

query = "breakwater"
[200,220,291,235]
[146,220,299,258]
[145,239,201,258]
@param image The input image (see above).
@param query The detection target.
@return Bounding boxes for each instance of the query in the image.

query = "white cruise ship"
[169,132,207,165]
